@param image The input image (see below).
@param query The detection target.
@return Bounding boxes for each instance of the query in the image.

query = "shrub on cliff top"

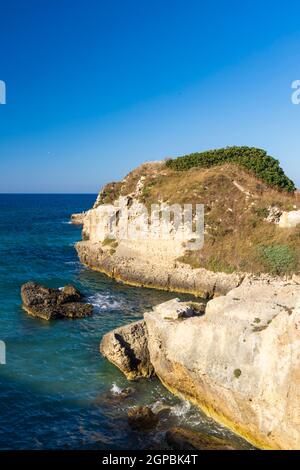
[165,147,296,192]
[257,244,297,275]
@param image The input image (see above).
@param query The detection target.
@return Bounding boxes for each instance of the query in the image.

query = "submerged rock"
[100,320,154,380]
[166,427,238,451]
[127,406,159,431]
[94,386,135,406]
[21,282,93,320]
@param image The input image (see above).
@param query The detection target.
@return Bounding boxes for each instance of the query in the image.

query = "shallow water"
[0,194,251,449]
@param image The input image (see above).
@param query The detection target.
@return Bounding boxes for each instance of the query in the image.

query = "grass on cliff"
[93,150,300,276]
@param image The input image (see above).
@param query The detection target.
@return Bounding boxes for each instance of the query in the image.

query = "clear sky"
[0,0,300,192]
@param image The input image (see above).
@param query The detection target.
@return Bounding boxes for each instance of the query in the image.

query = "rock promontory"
[70,212,87,225]
[100,279,300,450]
[75,148,300,297]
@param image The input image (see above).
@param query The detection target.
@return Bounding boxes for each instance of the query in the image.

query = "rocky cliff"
[100,277,300,450]
[76,148,300,449]
[75,149,299,297]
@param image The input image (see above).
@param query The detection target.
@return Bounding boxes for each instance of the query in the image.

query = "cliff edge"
[75,147,300,297]
[100,277,300,450]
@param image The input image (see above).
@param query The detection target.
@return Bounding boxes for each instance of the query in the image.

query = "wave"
[88,292,124,312]
[110,383,123,395]
[170,400,191,417]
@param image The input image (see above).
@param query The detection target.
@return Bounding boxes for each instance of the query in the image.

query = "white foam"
[170,400,191,417]
[110,383,123,395]
[88,292,123,311]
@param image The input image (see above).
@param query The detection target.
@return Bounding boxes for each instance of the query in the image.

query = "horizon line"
[0,192,98,195]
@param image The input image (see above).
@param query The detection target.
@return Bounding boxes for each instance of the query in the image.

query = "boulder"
[153,298,194,320]
[278,210,300,228]
[94,387,135,406]
[127,406,159,431]
[166,427,239,450]
[100,320,154,380]
[21,282,93,320]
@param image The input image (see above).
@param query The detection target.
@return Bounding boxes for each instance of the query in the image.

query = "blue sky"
[0,0,300,192]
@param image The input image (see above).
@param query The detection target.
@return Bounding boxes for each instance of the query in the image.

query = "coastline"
[75,240,245,299]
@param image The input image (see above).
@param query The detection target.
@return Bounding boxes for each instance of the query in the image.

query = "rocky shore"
[76,238,243,298]
[100,277,300,450]
[73,156,300,450]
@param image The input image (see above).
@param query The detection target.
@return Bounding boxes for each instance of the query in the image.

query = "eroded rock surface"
[100,283,300,449]
[70,212,87,225]
[21,282,93,320]
[76,237,243,298]
[144,279,300,450]
[100,320,154,380]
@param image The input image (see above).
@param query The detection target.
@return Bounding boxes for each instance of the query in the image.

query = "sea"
[0,194,251,450]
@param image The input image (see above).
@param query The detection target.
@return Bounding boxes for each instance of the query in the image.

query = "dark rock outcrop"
[21,282,93,320]
[100,320,154,380]
[166,427,239,450]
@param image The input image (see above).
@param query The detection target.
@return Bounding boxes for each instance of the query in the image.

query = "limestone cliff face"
[75,193,244,298]
[100,320,154,380]
[100,278,300,450]
[75,159,299,295]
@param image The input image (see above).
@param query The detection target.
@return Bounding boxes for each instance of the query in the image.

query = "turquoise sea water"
[0,194,250,450]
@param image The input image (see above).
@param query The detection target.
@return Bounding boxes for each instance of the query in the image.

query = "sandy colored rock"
[75,159,299,294]
[76,238,243,298]
[143,278,300,450]
[71,212,87,225]
[279,210,300,228]
[153,298,194,320]
[100,320,154,380]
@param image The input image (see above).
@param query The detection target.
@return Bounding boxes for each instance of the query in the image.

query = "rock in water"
[127,406,159,431]
[166,427,239,450]
[21,282,93,320]
[100,320,154,380]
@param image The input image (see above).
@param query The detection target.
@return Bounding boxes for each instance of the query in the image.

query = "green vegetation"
[257,244,298,275]
[102,237,118,248]
[95,153,299,277]
[206,256,236,274]
[166,147,296,192]
[234,369,242,379]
